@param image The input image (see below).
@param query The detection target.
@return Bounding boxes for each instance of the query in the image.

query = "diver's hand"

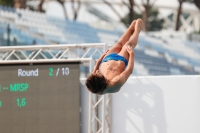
[126,45,134,55]
[97,50,109,64]
[93,50,109,73]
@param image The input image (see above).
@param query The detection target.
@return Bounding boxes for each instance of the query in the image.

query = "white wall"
[80,76,200,133]
[111,76,200,133]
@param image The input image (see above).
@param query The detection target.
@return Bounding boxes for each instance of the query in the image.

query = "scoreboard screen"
[0,62,80,133]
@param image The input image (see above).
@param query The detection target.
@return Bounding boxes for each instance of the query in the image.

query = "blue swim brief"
[101,53,128,67]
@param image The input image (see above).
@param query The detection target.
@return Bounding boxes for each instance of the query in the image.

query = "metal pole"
[7,24,10,46]
[103,43,107,52]
[88,58,92,133]
[102,44,107,133]
[102,95,105,133]
[88,93,92,133]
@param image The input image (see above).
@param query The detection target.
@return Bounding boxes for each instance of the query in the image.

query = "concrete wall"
[111,76,200,133]
[80,76,200,133]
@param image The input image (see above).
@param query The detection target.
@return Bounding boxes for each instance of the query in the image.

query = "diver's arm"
[112,46,134,91]
[92,50,109,73]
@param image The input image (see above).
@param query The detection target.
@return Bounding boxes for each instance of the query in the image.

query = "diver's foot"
[129,20,136,32]
[135,18,144,32]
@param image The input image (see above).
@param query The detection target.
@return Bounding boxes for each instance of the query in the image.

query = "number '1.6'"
[16,98,26,107]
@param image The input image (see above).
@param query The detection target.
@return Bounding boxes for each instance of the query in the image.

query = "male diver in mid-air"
[86,19,144,95]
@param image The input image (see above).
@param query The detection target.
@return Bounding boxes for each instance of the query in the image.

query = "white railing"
[163,8,200,33]
[0,43,106,63]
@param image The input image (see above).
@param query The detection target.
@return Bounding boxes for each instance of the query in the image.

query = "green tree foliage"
[121,11,141,27]
[122,8,164,31]
[0,0,14,7]
[147,9,164,31]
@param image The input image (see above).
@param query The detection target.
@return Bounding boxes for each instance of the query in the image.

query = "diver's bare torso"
[99,60,126,77]
[99,60,126,94]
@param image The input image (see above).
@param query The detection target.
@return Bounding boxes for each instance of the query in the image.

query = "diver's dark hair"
[85,72,108,94]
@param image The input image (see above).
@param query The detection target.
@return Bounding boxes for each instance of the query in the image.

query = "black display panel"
[0,63,80,133]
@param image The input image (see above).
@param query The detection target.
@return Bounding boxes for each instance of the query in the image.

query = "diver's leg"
[105,20,137,56]
[127,18,143,48]
[118,19,143,60]
[116,20,136,46]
